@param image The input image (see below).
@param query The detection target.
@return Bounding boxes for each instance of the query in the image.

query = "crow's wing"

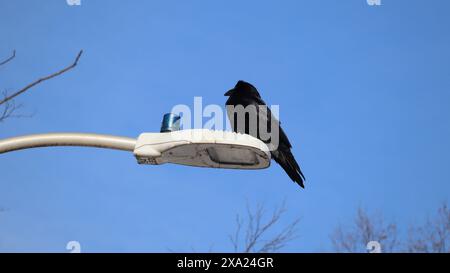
[249,101,305,187]
[226,94,305,187]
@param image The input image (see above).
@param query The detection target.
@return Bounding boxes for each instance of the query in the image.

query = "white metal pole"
[0,133,136,154]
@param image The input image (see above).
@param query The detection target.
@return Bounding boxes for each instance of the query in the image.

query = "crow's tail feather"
[272,148,305,188]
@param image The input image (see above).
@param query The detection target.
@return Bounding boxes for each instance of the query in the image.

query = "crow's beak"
[224,89,235,96]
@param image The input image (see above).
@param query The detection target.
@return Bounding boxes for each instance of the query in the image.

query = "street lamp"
[0,129,271,170]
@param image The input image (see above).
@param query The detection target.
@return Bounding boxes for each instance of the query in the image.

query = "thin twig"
[0,50,15,66]
[0,50,83,106]
[0,91,22,122]
[228,214,242,252]
[231,200,300,253]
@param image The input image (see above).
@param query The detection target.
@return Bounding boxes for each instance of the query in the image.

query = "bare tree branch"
[0,50,83,106]
[407,203,450,253]
[258,218,300,253]
[331,206,398,253]
[229,200,300,253]
[0,50,15,66]
[0,91,25,122]
[228,214,243,253]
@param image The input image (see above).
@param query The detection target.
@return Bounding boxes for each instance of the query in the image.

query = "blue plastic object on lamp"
[160,113,181,133]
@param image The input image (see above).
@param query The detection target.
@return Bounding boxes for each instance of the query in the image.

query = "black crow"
[225,80,305,188]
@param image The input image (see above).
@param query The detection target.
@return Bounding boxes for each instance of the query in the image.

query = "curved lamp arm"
[0,133,136,154]
[0,130,270,170]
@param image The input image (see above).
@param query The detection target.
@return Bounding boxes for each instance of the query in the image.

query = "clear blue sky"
[0,0,449,252]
